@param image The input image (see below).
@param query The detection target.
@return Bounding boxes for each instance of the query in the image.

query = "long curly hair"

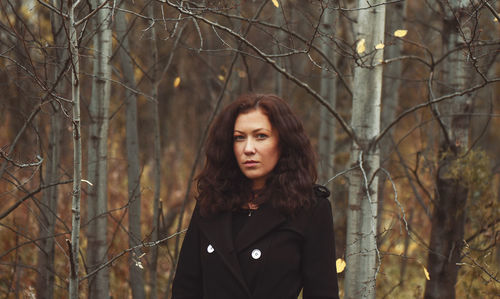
[196,93,317,217]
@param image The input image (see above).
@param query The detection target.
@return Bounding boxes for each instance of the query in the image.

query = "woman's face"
[233,109,280,190]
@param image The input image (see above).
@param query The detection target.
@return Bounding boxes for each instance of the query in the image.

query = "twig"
[0,153,43,168]
[322,166,359,186]
[79,229,187,282]
[164,0,358,145]
[379,168,408,233]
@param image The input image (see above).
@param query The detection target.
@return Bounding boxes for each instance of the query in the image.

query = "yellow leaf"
[336,258,346,273]
[423,266,430,280]
[272,0,279,8]
[394,29,408,37]
[238,70,247,78]
[173,77,181,88]
[356,39,366,54]
[494,17,498,22]
[375,43,385,49]
[218,75,225,81]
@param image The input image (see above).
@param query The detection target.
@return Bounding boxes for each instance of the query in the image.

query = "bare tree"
[0,1,498,298]
[36,1,66,297]
[86,0,113,297]
[68,0,83,297]
[318,4,338,188]
[345,1,386,298]
[115,2,146,297]
[425,1,481,298]
[377,0,407,234]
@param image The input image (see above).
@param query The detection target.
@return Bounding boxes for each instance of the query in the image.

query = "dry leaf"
[173,77,181,88]
[238,70,247,78]
[394,29,408,37]
[375,43,385,49]
[336,258,346,273]
[356,39,366,54]
[218,75,225,81]
[272,0,279,8]
[423,266,430,280]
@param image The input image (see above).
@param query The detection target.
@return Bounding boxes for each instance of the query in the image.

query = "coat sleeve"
[171,205,203,299]
[301,197,340,299]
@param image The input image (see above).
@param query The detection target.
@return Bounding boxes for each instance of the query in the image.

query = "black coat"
[171,187,339,299]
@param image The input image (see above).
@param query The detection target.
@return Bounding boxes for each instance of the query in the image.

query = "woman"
[172,94,339,299]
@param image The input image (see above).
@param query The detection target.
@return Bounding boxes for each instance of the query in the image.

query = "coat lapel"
[198,211,252,297]
[234,204,286,252]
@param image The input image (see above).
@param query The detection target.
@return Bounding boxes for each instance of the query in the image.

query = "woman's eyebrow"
[234,128,272,133]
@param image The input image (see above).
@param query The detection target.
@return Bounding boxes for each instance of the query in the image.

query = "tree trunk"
[318,6,337,187]
[273,0,284,96]
[86,0,112,297]
[36,1,66,297]
[424,1,475,298]
[377,0,406,234]
[345,1,386,298]
[115,5,146,298]
[69,1,83,298]
[148,3,161,299]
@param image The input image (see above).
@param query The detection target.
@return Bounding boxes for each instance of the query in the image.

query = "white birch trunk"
[115,6,146,298]
[345,1,386,298]
[86,0,112,297]
[318,7,337,187]
[69,1,83,297]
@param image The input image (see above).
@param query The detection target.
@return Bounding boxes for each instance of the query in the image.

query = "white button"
[207,244,214,253]
[251,249,261,260]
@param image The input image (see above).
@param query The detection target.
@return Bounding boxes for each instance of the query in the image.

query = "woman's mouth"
[243,160,259,167]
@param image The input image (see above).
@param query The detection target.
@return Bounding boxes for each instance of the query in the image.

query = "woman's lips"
[243,161,259,167]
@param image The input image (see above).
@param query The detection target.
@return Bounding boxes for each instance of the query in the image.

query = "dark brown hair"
[196,93,317,216]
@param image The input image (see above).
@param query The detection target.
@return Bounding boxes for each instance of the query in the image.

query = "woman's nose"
[244,139,256,155]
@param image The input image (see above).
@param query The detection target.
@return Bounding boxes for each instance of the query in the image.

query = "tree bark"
[273,0,285,96]
[424,1,476,298]
[377,0,406,234]
[36,1,66,297]
[69,1,83,297]
[115,5,146,298]
[86,0,112,297]
[148,3,161,299]
[318,6,337,187]
[345,1,386,298]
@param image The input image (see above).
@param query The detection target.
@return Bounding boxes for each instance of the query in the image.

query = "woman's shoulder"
[313,184,330,200]
[283,185,331,228]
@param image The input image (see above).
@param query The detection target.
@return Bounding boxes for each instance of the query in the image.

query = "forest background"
[0,0,499,298]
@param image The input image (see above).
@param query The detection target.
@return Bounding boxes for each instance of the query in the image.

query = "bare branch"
[79,229,187,282]
[164,0,358,144]
[36,0,69,18]
[0,180,73,221]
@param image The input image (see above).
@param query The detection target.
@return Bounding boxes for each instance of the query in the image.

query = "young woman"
[172,94,339,299]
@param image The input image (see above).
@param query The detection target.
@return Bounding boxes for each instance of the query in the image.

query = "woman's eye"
[234,135,245,141]
[256,134,268,139]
